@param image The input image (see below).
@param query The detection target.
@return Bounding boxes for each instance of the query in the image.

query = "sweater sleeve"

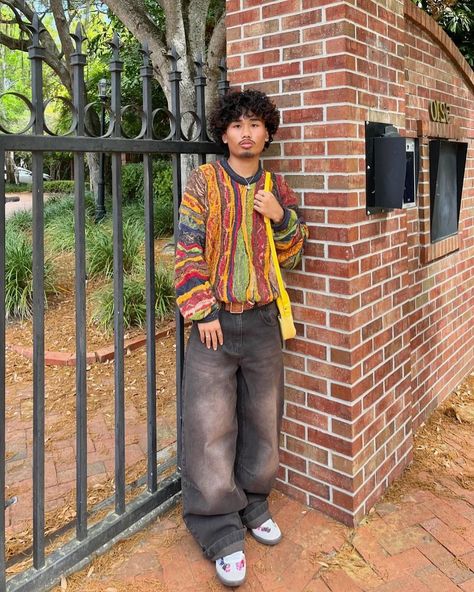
[175,168,220,322]
[271,174,308,270]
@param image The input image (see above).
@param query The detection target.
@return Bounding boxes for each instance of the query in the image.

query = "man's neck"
[226,155,260,179]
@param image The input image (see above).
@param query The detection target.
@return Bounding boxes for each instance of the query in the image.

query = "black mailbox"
[366,121,408,215]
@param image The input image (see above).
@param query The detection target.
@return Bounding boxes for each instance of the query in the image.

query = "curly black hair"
[208,89,280,154]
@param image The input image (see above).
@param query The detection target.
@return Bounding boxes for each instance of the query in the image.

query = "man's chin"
[239,150,257,158]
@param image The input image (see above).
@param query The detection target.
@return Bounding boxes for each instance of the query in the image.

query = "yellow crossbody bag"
[263,172,297,341]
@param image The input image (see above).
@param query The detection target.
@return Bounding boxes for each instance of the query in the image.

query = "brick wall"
[404,4,474,428]
[225,0,474,525]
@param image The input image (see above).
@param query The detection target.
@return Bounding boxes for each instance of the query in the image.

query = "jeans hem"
[241,505,272,529]
[205,528,246,561]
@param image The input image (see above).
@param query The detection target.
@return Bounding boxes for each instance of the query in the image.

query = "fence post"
[109,33,127,516]
[141,42,158,493]
[70,22,88,541]
[28,12,47,570]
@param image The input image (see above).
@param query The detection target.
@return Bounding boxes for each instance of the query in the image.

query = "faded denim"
[181,302,284,560]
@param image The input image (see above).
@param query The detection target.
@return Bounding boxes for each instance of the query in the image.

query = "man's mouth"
[240,141,254,148]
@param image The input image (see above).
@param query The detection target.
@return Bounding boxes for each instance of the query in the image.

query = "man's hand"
[197,319,224,350]
[254,190,284,224]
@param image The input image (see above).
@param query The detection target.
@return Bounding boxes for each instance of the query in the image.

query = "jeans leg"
[181,324,246,560]
[236,304,284,528]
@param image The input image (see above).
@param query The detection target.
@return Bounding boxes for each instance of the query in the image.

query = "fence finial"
[71,22,86,55]
[109,32,122,62]
[140,41,152,67]
[218,58,229,96]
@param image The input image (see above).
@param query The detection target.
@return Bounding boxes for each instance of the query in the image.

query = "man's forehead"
[231,112,263,123]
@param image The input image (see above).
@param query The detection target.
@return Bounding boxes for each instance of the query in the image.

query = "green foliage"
[43,192,96,224]
[412,0,474,66]
[86,220,143,278]
[45,215,83,253]
[4,183,30,193]
[44,180,75,194]
[43,192,98,253]
[121,163,146,202]
[91,265,175,332]
[121,160,174,237]
[154,265,176,321]
[6,209,33,234]
[5,230,57,319]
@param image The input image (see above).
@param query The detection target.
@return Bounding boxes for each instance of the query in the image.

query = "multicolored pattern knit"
[175,160,308,322]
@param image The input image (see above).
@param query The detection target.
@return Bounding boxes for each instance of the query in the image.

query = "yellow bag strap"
[263,172,292,313]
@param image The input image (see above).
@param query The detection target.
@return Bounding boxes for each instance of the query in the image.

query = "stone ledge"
[8,320,178,366]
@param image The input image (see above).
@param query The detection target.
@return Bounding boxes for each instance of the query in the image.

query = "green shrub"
[5,231,57,319]
[5,183,29,193]
[121,161,174,237]
[154,194,174,237]
[44,180,75,194]
[154,265,175,321]
[121,163,145,203]
[45,215,93,253]
[6,209,33,234]
[86,220,143,278]
[44,193,96,252]
[91,266,174,332]
[44,194,75,226]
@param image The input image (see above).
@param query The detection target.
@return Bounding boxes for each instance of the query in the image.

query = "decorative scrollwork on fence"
[42,96,78,137]
[0,92,35,135]
[0,8,228,146]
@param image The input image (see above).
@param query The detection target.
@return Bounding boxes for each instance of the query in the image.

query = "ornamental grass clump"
[6,209,33,234]
[91,266,174,332]
[5,231,57,319]
[44,193,95,253]
[86,220,143,279]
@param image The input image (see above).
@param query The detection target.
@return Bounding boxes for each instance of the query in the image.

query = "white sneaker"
[215,550,246,587]
[250,518,282,545]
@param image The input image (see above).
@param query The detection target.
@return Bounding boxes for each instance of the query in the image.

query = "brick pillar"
[226,0,413,525]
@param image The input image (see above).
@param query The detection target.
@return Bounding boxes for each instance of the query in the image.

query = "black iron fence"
[0,11,226,591]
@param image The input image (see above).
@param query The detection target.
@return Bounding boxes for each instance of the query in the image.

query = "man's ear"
[222,133,228,144]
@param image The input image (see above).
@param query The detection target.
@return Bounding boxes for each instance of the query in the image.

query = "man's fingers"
[199,326,205,343]
[197,320,223,350]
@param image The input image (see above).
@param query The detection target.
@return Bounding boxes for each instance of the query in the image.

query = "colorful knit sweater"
[175,160,308,322]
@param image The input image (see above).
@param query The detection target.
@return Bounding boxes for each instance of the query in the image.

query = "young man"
[175,89,307,587]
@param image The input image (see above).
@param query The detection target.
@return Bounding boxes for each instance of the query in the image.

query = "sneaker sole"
[216,572,246,587]
[250,530,282,546]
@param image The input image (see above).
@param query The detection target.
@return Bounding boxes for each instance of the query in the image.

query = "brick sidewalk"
[57,479,474,591]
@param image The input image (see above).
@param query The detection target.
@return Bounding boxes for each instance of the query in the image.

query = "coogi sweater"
[175,159,308,322]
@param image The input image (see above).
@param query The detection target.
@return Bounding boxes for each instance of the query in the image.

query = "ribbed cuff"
[271,207,291,232]
[198,306,220,323]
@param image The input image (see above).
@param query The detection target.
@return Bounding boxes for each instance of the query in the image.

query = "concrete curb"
[8,320,178,366]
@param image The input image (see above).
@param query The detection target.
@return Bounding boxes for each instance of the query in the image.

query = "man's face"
[222,113,269,159]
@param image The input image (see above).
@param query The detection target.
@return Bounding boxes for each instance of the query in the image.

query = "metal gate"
[0,13,226,591]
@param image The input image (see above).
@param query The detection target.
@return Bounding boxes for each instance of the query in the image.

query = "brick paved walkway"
[56,464,474,591]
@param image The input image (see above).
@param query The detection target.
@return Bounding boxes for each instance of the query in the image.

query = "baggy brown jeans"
[180,302,284,560]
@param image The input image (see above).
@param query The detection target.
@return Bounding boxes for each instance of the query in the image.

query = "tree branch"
[0,31,29,52]
[206,11,226,103]
[50,0,75,68]
[101,0,170,92]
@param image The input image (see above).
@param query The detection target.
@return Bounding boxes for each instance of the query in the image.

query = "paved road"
[5,192,33,219]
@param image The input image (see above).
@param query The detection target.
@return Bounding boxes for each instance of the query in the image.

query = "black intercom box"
[365,122,419,215]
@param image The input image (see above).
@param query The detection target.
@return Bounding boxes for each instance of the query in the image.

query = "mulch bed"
[4,243,181,571]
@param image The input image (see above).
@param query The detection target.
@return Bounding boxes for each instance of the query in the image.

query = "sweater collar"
[219,159,263,186]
